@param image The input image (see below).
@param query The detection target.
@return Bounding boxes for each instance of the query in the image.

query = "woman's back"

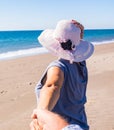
[51,59,89,130]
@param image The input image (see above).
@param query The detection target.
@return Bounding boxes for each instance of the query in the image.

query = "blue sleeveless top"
[35,59,89,130]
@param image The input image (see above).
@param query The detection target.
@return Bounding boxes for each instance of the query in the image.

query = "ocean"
[0,29,114,60]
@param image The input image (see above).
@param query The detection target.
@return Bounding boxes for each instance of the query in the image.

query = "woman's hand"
[30,109,69,130]
[30,109,43,130]
[71,19,84,39]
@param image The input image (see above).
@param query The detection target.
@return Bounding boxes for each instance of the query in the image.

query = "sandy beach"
[0,43,114,130]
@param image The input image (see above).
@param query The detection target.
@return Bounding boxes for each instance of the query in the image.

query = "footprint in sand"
[0,90,7,95]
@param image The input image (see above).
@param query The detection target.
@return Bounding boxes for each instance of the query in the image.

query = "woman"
[31,19,94,130]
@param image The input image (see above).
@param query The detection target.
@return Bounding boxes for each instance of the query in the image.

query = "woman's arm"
[37,66,64,110]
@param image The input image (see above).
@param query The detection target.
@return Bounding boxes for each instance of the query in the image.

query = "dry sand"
[0,43,114,130]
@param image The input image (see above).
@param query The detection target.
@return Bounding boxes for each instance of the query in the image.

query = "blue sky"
[0,0,114,30]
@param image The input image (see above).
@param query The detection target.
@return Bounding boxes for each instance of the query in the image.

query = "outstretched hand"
[30,109,69,130]
[30,109,43,130]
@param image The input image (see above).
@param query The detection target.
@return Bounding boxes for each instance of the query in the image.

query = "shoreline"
[0,43,114,130]
[0,42,114,62]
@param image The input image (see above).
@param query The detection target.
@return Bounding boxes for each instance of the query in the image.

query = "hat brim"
[73,40,94,62]
[38,29,94,62]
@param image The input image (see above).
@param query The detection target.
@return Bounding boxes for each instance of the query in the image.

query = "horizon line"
[0,28,114,32]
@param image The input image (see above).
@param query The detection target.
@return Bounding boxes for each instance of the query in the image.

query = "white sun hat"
[38,20,94,63]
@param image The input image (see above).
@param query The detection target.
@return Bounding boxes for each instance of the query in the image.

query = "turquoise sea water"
[0,29,114,60]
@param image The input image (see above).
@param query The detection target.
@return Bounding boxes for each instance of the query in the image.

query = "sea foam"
[0,47,49,61]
